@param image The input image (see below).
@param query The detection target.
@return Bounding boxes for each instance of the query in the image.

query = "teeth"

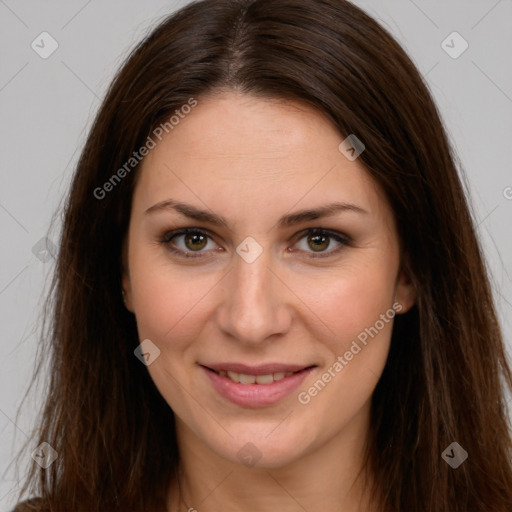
[239,373,256,384]
[217,369,300,384]
[255,374,274,384]
[227,371,239,382]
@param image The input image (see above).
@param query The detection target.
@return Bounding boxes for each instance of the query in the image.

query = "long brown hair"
[14,0,512,510]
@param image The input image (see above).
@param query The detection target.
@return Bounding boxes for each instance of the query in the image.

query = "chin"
[205,421,316,469]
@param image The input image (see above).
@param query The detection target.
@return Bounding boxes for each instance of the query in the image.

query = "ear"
[121,237,134,313]
[394,268,416,314]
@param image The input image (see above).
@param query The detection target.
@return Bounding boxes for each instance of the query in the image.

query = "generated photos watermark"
[236,236,264,264]
[31,442,58,469]
[31,31,59,59]
[134,338,161,366]
[441,31,469,60]
[338,134,365,161]
[93,98,198,200]
[297,301,403,405]
[237,442,263,467]
[441,441,468,469]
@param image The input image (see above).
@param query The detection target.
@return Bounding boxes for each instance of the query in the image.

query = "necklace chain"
[175,464,192,512]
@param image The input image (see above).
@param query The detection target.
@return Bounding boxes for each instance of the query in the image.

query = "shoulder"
[10,498,48,512]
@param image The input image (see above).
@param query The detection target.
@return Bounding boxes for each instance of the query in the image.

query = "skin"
[122,91,415,512]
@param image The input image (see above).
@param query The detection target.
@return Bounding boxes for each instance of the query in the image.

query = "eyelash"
[159,228,350,260]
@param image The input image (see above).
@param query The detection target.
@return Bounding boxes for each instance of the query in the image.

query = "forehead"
[133,91,389,222]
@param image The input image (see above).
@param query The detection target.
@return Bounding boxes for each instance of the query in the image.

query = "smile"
[200,363,316,407]
[211,369,299,384]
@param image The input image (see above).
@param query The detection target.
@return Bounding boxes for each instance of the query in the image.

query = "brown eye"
[161,229,219,257]
[293,229,349,258]
[184,232,207,251]
[307,233,330,252]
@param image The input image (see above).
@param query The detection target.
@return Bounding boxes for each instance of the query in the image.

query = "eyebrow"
[144,199,368,228]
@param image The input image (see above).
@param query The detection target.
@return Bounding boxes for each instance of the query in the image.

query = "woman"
[13,0,512,510]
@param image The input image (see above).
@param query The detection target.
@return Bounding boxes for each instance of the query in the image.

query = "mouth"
[204,367,308,385]
[200,363,316,407]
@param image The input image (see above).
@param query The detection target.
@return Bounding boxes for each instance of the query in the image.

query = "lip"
[200,363,316,408]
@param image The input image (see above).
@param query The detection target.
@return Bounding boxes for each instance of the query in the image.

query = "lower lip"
[201,366,315,408]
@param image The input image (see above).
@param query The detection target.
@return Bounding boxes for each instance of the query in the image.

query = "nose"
[215,248,292,345]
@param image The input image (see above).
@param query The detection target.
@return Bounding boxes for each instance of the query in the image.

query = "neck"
[167,403,380,512]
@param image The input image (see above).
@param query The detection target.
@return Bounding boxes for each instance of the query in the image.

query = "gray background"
[1,0,511,508]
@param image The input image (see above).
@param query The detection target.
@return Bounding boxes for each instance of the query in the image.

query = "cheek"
[128,238,219,343]
[293,266,396,430]
[128,257,216,412]
[291,259,398,416]
[299,260,397,349]
[132,274,213,350]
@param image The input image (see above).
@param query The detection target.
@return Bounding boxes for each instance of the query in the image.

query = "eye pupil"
[185,232,207,251]
[308,233,329,252]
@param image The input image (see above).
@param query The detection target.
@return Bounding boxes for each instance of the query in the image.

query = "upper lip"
[201,362,315,375]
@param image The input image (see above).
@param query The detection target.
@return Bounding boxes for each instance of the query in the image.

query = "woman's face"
[123,91,414,468]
